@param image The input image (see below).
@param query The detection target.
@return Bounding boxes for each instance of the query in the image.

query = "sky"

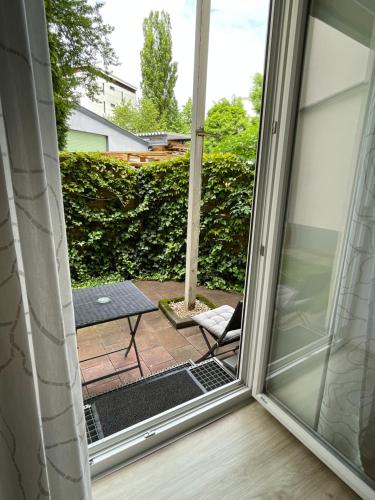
[99,0,269,113]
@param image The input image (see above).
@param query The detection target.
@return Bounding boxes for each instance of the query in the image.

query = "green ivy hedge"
[60,152,255,291]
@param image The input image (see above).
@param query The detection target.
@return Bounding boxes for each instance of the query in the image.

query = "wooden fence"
[101,150,186,166]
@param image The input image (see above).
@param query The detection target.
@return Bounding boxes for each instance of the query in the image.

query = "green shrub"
[60,151,255,291]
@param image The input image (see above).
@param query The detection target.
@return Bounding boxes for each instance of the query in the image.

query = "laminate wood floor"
[92,401,359,500]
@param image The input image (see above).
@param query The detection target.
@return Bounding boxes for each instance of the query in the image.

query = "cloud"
[211,0,268,33]
[99,0,269,112]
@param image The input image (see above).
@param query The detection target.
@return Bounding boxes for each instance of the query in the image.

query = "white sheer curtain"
[317,71,375,471]
[0,1,91,498]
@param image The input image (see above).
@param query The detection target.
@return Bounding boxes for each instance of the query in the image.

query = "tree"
[249,73,263,116]
[209,121,259,163]
[140,11,178,130]
[45,0,118,149]
[110,96,194,135]
[110,98,161,133]
[204,97,251,152]
[178,98,193,134]
[109,100,136,132]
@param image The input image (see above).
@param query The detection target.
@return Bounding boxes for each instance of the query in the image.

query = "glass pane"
[266,0,375,485]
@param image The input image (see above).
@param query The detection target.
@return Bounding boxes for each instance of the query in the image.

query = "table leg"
[125,315,143,377]
[124,335,134,357]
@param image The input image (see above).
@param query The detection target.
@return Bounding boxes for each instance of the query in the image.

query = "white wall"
[289,88,368,232]
[80,76,136,117]
[288,17,371,233]
[68,109,148,152]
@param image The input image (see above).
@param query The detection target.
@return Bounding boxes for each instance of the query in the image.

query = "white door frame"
[185,0,210,308]
[247,1,375,498]
[88,0,271,477]
[88,2,375,496]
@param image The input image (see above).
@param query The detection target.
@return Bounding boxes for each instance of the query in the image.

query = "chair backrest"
[224,300,243,334]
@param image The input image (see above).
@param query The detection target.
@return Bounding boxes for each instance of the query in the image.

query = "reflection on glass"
[266,0,375,485]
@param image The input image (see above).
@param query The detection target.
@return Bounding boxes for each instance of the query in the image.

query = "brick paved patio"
[78,280,242,399]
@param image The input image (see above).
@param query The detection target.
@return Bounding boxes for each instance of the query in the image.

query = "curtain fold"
[0,1,92,498]
[317,72,375,471]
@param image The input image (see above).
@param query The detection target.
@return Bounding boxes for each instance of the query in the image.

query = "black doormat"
[92,369,204,437]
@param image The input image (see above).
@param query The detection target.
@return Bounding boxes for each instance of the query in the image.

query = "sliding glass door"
[250,0,375,496]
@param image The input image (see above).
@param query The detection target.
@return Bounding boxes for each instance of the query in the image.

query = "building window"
[109,85,115,91]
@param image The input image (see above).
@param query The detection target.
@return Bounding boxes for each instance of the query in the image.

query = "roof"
[75,106,148,146]
[136,131,191,142]
[98,71,137,93]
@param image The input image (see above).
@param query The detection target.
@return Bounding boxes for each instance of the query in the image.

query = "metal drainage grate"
[190,359,234,392]
[84,404,102,444]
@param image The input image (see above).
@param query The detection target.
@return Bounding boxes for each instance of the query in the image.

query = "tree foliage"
[140,11,178,129]
[60,152,255,291]
[45,0,118,149]
[202,96,261,163]
[249,72,263,116]
[208,120,259,164]
[204,97,250,150]
[177,98,193,134]
[110,96,192,134]
[110,98,161,133]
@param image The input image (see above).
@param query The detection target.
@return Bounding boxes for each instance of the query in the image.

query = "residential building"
[80,72,137,117]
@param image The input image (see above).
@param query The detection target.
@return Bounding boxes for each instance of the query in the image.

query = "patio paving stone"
[119,362,150,385]
[78,280,242,399]
[148,359,178,374]
[152,327,190,350]
[108,350,138,370]
[168,344,201,363]
[179,326,201,338]
[78,326,101,340]
[100,331,128,348]
[140,346,174,368]
[86,375,122,398]
[140,316,171,333]
[184,332,215,352]
[82,358,114,382]
[103,342,129,354]
[80,356,111,370]
[78,342,106,362]
[134,333,160,352]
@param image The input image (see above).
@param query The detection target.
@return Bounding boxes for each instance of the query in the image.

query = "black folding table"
[73,281,158,386]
